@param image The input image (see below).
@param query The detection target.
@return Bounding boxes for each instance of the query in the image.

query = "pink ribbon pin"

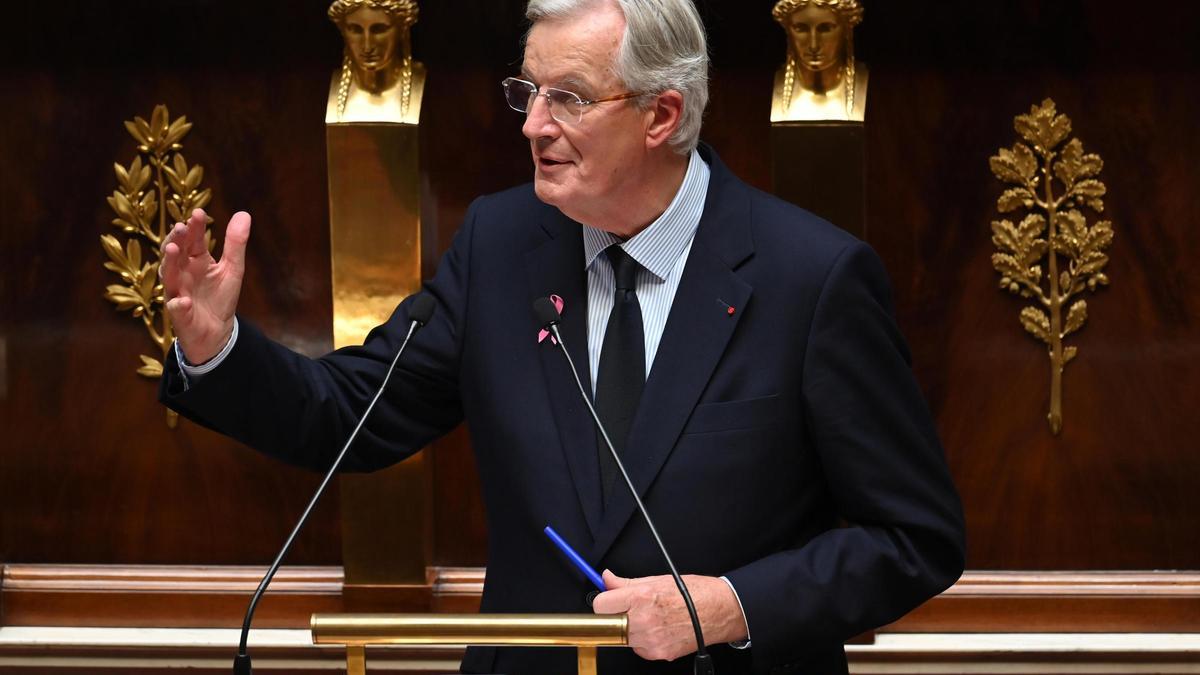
[537,294,565,344]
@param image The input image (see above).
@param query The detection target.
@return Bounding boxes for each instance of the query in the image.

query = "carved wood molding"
[890,571,1200,632]
[4,566,1198,632]
[0,627,462,675]
[1,629,1196,674]
[0,565,345,628]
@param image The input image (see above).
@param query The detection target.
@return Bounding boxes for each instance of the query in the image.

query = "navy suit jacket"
[162,145,965,674]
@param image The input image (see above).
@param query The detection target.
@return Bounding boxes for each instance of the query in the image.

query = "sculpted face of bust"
[785,5,844,74]
[341,6,399,73]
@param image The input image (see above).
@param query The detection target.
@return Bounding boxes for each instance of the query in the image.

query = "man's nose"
[808,30,821,52]
[522,93,559,140]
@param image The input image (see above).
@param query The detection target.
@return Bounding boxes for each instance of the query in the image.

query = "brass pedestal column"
[326,54,432,603]
[770,122,866,240]
[768,0,869,239]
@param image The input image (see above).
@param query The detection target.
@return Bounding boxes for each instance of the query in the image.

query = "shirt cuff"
[719,575,751,649]
[176,318,239,384]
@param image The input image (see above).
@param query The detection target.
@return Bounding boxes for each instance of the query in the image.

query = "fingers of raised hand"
[184,208,210,256]
[160,223,178,279]
[161,226,186,299]
[219,211,252,274]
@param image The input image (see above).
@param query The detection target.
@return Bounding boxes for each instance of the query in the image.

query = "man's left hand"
[591,569,748,661]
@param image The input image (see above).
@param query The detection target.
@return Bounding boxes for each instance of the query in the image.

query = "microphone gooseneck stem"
[234,317,425,672]
[547,323,713,673]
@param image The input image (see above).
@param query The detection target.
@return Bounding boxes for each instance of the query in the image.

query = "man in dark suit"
[160,0,965,672]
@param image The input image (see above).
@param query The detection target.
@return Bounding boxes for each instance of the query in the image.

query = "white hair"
[525,0,710,155]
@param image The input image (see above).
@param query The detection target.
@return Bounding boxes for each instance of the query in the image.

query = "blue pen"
[544,525,606,591]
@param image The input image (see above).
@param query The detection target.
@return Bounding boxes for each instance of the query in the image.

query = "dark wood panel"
[0,1,531,569]
[703,4,1200,570]
[863,67,1200,569]
[0,8,345,565]
[431,427,487,568]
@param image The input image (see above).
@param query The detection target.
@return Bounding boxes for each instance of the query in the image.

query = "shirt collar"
[581,148,710,282]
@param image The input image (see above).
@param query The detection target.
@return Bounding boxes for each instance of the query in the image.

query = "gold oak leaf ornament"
[101,104,214,428]
[989,99,1114,435]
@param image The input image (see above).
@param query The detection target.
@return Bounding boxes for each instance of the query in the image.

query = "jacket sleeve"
[724,241,966,668]
[158,197,487,473]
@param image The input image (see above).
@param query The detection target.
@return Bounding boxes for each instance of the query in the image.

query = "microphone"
[532,297,715,675]
[233,294,436,675]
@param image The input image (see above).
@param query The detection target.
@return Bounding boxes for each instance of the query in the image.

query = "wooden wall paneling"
[0,1,347,567]
[863,69,1200,570]
[852,3,1200,571]
[704,1,1200,570]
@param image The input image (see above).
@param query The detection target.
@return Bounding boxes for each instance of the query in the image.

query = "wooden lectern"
[312,613,628,675]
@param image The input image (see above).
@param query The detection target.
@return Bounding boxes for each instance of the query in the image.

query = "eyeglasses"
[501,77,643,126]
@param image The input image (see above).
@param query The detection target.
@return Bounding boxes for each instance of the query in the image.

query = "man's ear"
[644,90,685,150]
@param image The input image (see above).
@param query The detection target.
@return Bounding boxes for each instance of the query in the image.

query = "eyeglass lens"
[502,78,584,125]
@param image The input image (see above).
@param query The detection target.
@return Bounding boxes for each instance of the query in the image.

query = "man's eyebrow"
[519,68,595,92]
[557,74,593,91]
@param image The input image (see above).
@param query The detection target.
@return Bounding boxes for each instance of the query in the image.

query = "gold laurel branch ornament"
[101,104,214,428]
[989,99,1113,435]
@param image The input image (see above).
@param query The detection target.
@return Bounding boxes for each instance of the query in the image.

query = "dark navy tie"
[594,246,645,507]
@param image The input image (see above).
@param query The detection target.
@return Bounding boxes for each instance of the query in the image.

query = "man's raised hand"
[162,208,252,365]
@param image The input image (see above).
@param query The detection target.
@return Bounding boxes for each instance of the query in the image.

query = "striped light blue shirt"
[580,150,751,645]
[581,148,710,393]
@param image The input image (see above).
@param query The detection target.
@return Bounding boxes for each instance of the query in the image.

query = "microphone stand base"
[233,653,252,675]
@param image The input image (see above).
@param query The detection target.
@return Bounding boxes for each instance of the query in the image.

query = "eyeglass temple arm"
[583,91,643,105]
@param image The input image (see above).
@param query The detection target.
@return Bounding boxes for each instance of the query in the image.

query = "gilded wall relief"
[990,99,1113,435]
[102,105,212,428]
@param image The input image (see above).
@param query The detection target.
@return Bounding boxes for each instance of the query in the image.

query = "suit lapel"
[590,148,756,562]
[524,213,603,537]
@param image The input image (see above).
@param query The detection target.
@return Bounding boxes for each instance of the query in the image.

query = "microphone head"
[409,294,436,326]
[532,296,561,328]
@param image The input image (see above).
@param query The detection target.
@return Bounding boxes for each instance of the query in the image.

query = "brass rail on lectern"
[312,613,628,675]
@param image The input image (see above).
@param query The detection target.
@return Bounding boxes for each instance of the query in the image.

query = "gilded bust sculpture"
[771,0,867,122]
[327,0,424,124]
